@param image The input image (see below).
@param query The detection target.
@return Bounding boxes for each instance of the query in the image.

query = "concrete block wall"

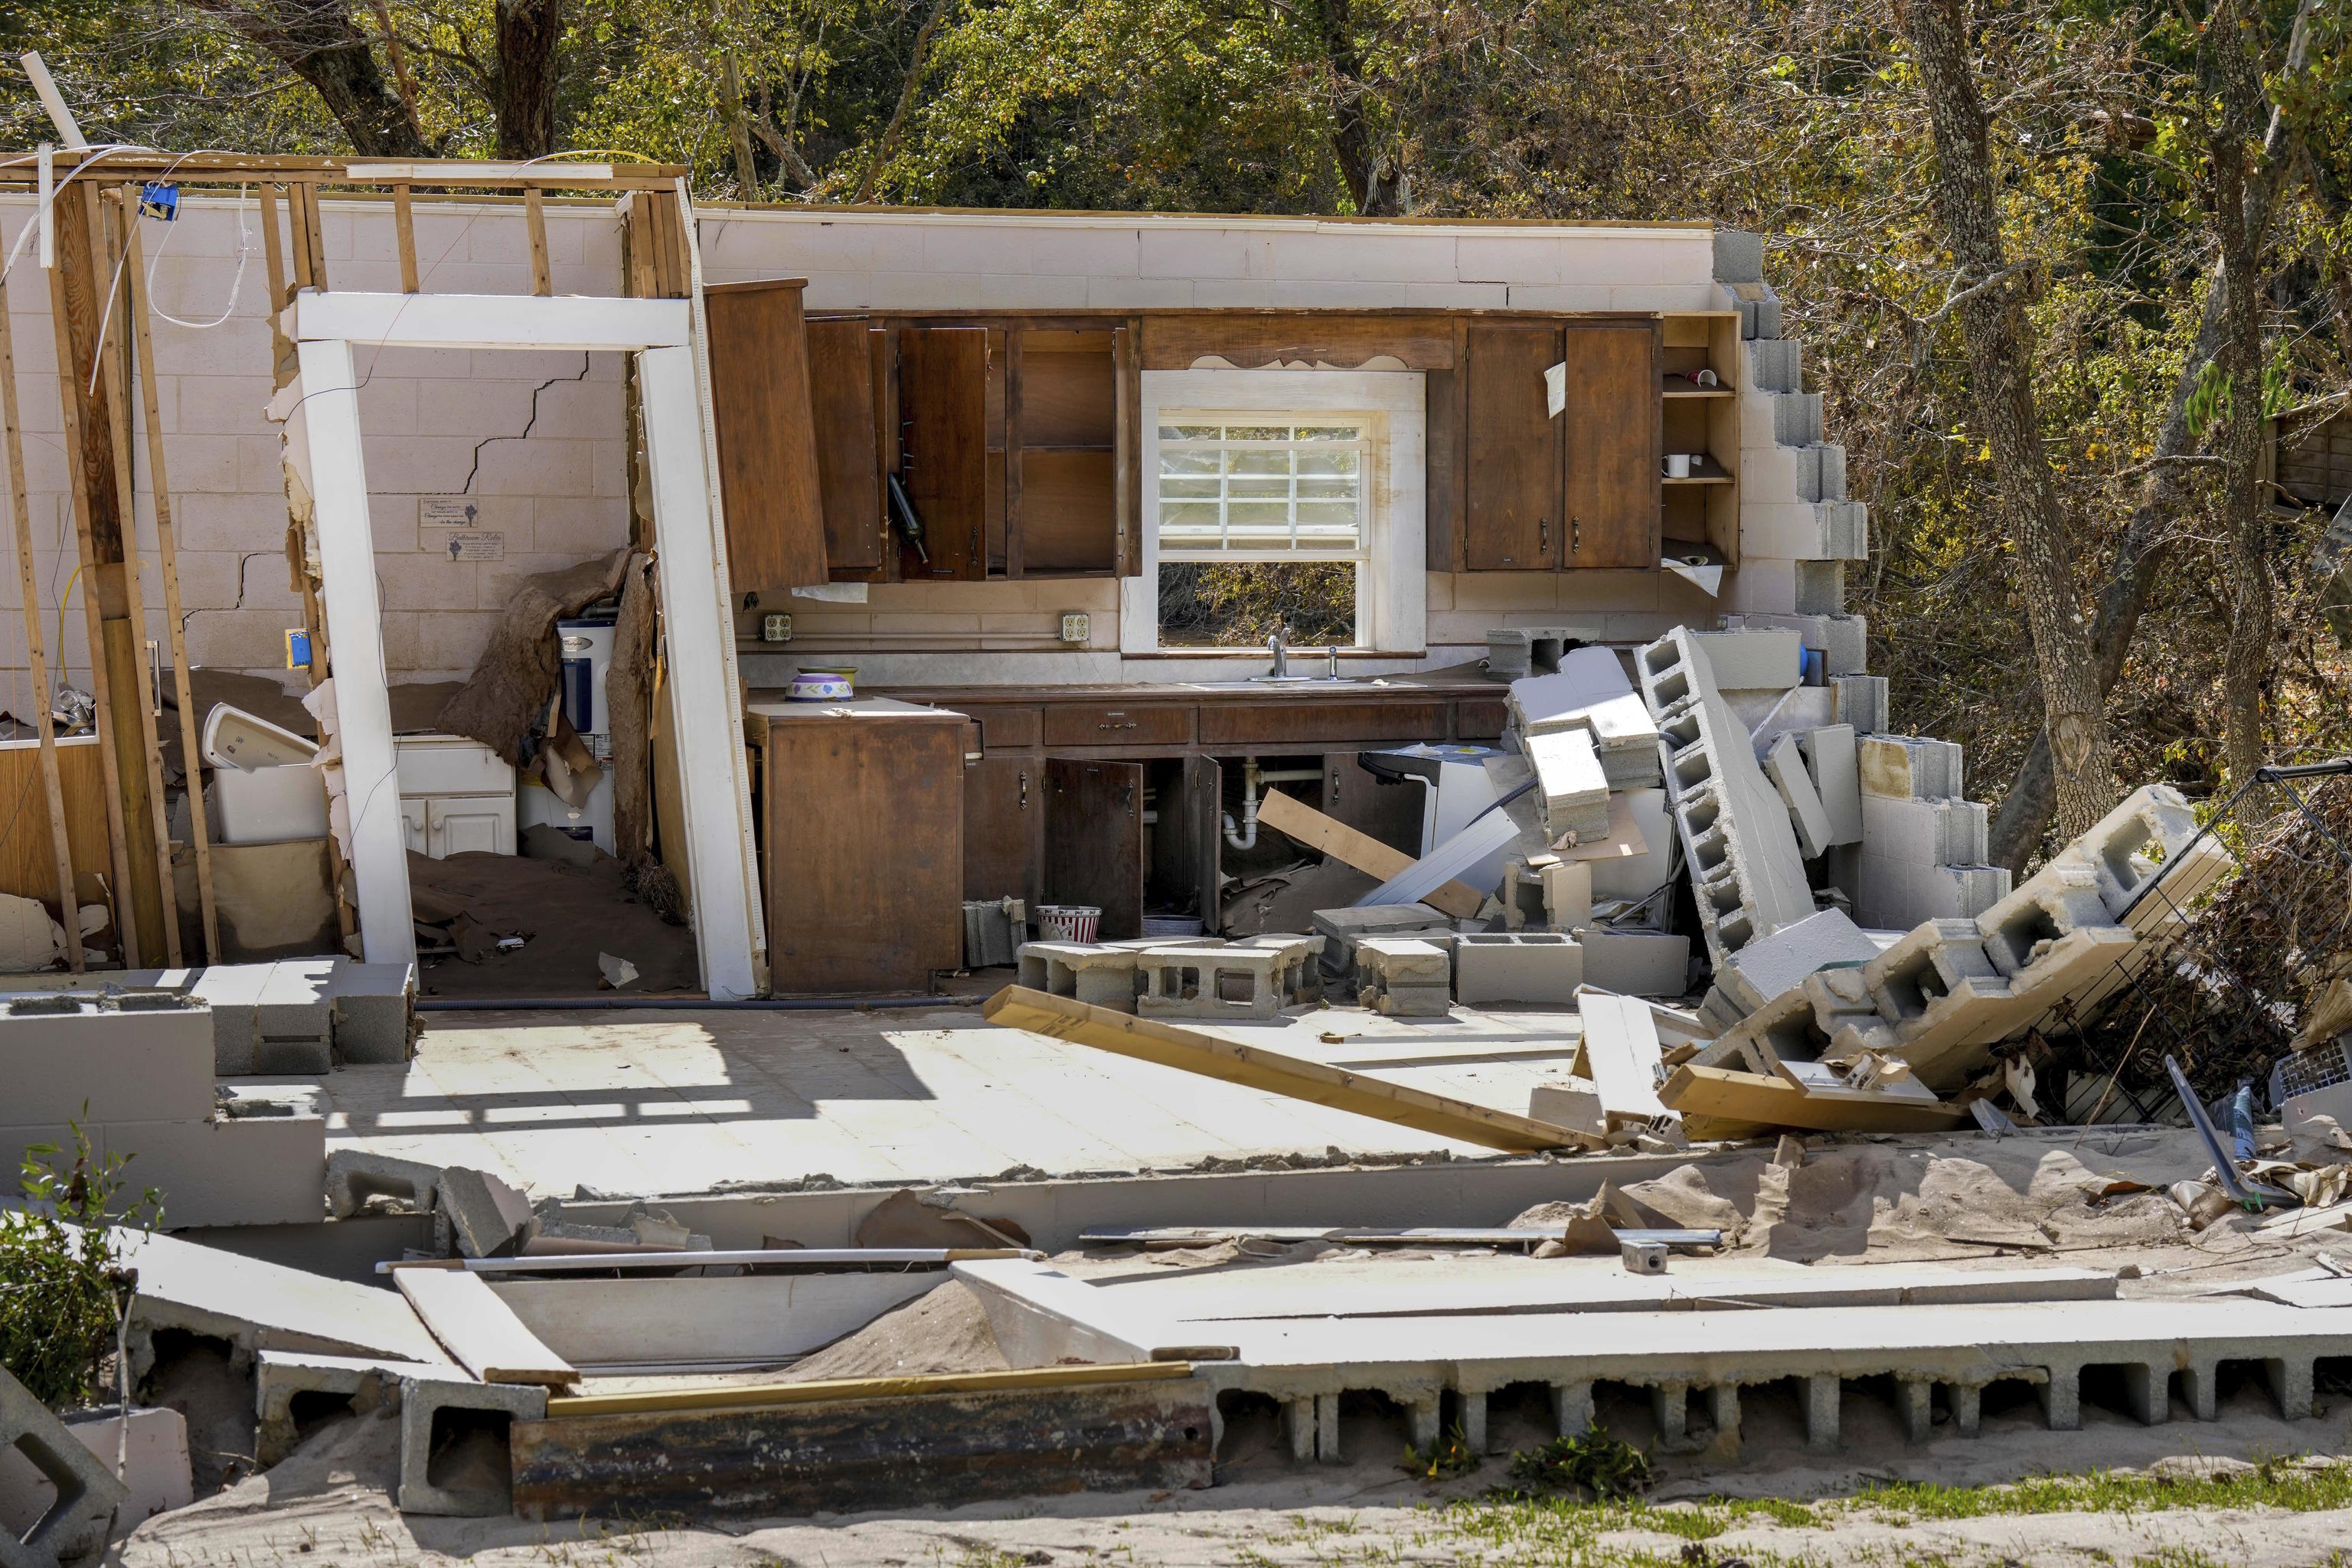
[0,199,1868,696]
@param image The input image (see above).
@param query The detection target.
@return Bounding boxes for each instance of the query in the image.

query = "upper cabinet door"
[805,317,885,576]
[898,326,988,580]
[1463,322,1562,570]
[1562,321,1661,570]
[704,279,828,591]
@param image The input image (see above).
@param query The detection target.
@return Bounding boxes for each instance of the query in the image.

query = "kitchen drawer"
[969,704,1043,750]
[1198,700,1451,748]
[1043,703,1195,748]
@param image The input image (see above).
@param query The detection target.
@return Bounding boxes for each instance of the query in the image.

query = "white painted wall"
[0,196,1824,704]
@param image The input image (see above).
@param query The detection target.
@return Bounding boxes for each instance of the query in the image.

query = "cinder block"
[1016,942,1142,1011]
[1792,560,1844,616]
[1726,611,1867,677]
[1830,675,1888,735]
[1540,861,1593,931]
[1485,623,1606,680]
[1723,279,1781,340]
[1526,727,1611,843]
[1858,735,1965,800]
[1749,338,1801,393]
[1772,391,1823,447]
[1712,229,1765,284]
[2047,783,2206,920]
[1860,794,1988,867]
[329,959,417,1065]
[1312,904,1451,976]
[1354,938,1451,1017]
[1455,933,1583,1007]
[1135,943,1301,1021]
[96,1114,325,1228]
[397,1373,546,1517]
[1576,929,1690,998]
[436,1165,534,1258]
[1686,629,1802,693]
[1798,725,1862,847]
[1241,933,1325,1004]
[1766,733,1834,858]
[256,957,337,1042]
[0,1365,130,1563]
[0,994,216,1127]
[962,900,1025,969]
[327,1148,442,1219]
[257,1350,444,1467]
[1713,906,1880,1016]
[191,962,271,1074]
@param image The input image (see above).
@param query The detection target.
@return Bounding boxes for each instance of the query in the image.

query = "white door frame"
[291,289,763,999]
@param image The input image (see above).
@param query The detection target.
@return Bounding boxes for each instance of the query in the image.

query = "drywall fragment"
[394,1266,577,1387]
[1766,732,1834,858]
[1527,1078,1607,1138]
[1455,933,1583,1007]
[597,952,640,990]
[1798,724,1862,846]
[1573,988,1670,1121]
[0,1366,132,1563]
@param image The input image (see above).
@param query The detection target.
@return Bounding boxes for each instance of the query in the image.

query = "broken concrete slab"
[1798,724,1863,846]
[0,1366,132,1566]
[1766,732,1834,858]
[1527,1078,1606,1138]
[1312,904,1452,978]
[327,1148,443,1219]
[437,1166,535,1258]
[1455,933,1583,1007]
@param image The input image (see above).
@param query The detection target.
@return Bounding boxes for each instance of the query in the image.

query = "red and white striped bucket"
[1037,904,1102,943]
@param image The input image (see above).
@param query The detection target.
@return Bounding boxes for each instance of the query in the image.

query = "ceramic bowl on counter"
[786,666,857,702]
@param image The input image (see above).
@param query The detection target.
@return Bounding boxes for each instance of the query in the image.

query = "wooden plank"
[1463,320,1560,570]
[93,192,181,966]
[391,182,419,292]
[513,1373,1211,1522]
[394,1266,578,1387]
[297,182,327,290]
[803,318,884,573]
[0,283,83,966]
[1253,786,1483,920]
[119,193,220,959]
[898,326,987,580]
[1140,313,1457,371]
[524,186,552,296]
[1561,321,1660,569]
[702,279,828,590]
[1043,758,1144,939]
[982,986,1602,1152]
[45,184,142,963]
[1116,322,1138,576]
[1658,1063,1970,1136]
[547,1361,1195,1419]
[258,184,294,381]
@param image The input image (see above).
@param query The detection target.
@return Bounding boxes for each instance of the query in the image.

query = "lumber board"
[982,985,1602,1152]
[394,1265,577,1387]
[1658,1063,1968,1135]
[1253,787,1484,919]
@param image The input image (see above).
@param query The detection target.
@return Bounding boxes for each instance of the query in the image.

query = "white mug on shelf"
[1664,452,1692,479]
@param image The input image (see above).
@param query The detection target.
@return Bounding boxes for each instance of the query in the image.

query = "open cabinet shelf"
[1658,311,1743,567]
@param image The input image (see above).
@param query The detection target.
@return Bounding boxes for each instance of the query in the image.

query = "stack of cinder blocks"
[1018,935,1323,1018]
[1850,735,2010,929]
[1354,938,1451,1017]
[1636,626,1817,968]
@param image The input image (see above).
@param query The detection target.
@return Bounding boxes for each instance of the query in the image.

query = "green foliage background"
[5,0,2349,844]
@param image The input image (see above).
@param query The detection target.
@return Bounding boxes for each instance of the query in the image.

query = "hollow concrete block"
[1551,1382,1594,1437]
[397,1373,547,1517]
[1858,735,1965,801]
[0,1365,130,1565]
[1798,724,1862,847]
[1802,1373,1840,1452]
[2038,1367,2080,1431]
[256,1350,446,1466]
[1455,932,1582,1007]
[1576,929,1690,999]
[1830,674,1888,736]
[1135,944,1295,1021]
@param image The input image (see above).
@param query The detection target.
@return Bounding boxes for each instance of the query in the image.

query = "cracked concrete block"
[256,1350,445,1466]
[1016,942,1142,1011]
[1713,228,1765,283]
[1796,725,1862,850]
[397,1373,545,1517]
[1638,628,1815,966]
[1749,338,1801,393]
[1355,938,1452,1017]
[329,959,417,1065]
[1695,980,1840,1076]
[1792,560,1844,617]
[437,1166,534,1259]
[1713,907,1881,1017]
[1527,1077,1606,1137]
[1135,944,1299,1021]
[1766,733,1834,858]
[1312,904,1451,977]
[1830,674,1888,735]
[327,1148,442,1220]
[1576,929,1690,998]
[1455,933,1583,1007]
[1859,735,1965,800]
[0,1365,131,1565]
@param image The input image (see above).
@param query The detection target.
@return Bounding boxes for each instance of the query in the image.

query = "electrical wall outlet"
[1058,612,1090,645]
[761,612,792,643]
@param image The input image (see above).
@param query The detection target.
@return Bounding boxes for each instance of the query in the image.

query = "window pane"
[1160,476,1222,499]
[1158,560,1357,649]
[1156,412,1371,566]
[1295,424,1360,441]
[1161,423,1223,440]
[1226,424,1290,441]
[1226,449,1290,477]
[1293,449,1359,477]
[1295,477,1356,501]
[1160,449,1221,476]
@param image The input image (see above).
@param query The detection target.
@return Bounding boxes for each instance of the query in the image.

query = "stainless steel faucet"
[1329,645,1341,681]
[1267,627,1287,678]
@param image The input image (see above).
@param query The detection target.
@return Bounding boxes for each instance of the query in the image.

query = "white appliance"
[394,733,515,858]
[519,769,614,854]
[556,616,616,756]
[202,704,329,846]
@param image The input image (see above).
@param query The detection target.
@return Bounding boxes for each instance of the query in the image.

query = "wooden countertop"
[794,662,1508,707]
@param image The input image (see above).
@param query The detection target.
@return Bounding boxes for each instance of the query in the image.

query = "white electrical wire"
[142,182,253,330]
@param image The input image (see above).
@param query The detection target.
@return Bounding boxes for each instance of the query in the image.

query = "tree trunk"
[190,0,433,157]
[1983,0,2314,869]
[724,52,761,198]
[495,0,563,161]
[852,0,951,205]
[1316,0,1403,215]
[1901,0,2114,838]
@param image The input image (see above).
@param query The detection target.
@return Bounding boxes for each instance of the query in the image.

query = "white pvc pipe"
[1222,759,1323,851]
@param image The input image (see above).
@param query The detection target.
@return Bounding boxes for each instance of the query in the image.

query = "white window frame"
[1123,369,1425,657]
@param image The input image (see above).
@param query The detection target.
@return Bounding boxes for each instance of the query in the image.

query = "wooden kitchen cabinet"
[704,279,829,591]
[963,753,1043,904]
[746,700,965,994]
[804,316,886,575]
[1562,321,1662,568]
[898,326,988,580]
[1043,758,1144,939]
[1463,320,1562,570]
